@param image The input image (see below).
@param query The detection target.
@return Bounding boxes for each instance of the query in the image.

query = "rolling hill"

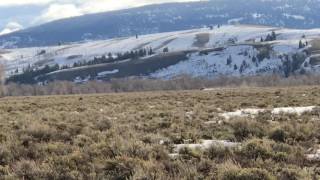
[1,24,320,84]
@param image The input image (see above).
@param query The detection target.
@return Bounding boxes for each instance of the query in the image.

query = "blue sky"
[0,0,202,35]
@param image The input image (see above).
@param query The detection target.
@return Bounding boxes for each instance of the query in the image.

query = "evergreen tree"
[234,64,238,70]
[108,53,113,59]
[283,55,292,77]
[226,55,232,66]
[244,50,248,56]
[148,47,154,55]
[271,31,276,40]
[299,40,304,49]
[252,56,257,63]
[264,31,276,42]
[265,34,272,41]
[239,60,248,73]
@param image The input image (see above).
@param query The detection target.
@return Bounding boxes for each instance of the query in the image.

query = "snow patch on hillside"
[283,13,305,20]
[97,69,119,77]
[1,25,320,79]
[151,45,283,78]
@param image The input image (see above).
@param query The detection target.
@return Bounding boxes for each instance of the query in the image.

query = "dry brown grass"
[0,86,319,179]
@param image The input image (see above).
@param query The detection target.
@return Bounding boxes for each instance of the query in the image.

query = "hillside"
[1,25,320,84]
[1,0,320,48]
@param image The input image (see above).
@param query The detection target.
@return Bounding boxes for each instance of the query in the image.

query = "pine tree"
[244,50,248,56]
[252,56,257,63]
[299,40,304,49]
[226,55,232,66]
[148,47,154,55]
[283,55,292,77]
[108,53,113,59]
[239,60,248,73]
[234,64,238,70]
[265,34,271,41]
[271,31,276,40]
[0,64,6,97]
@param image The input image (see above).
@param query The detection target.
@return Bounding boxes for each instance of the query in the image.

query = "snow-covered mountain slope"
[1,25,320,82]
[2,0,320,48]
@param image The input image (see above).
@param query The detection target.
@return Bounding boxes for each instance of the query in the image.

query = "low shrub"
[230,119,266,141]
[269,128,287,143]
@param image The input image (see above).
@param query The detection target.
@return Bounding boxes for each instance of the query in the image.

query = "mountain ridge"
[1,0,320,48]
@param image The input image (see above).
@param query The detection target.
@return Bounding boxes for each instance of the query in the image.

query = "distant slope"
[1,0,320,48]
[1,25,320,83]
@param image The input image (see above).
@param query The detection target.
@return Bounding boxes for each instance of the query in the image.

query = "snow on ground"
[272,43,298,54]
[272,106,316,115]
[219,106,317,120]
[1,24,320,77]
[150,44,283,78]
[97,69,119,77]
[306,149,320,161]
[283,13,305,21]
[169,139,240,157]
[220,108,266,120]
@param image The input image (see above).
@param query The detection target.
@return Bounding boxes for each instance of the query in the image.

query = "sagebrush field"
[0,86,320,179]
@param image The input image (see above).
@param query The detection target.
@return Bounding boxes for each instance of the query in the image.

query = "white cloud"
[33,0,202,23]
[0,0,202,8]
[0,22,23,35]
[80,0,203,14]
[34,3,82,23]
[0,0,53,6]
[0,0,204,26]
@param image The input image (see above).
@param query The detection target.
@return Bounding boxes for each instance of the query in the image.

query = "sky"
[0,0,201,35]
